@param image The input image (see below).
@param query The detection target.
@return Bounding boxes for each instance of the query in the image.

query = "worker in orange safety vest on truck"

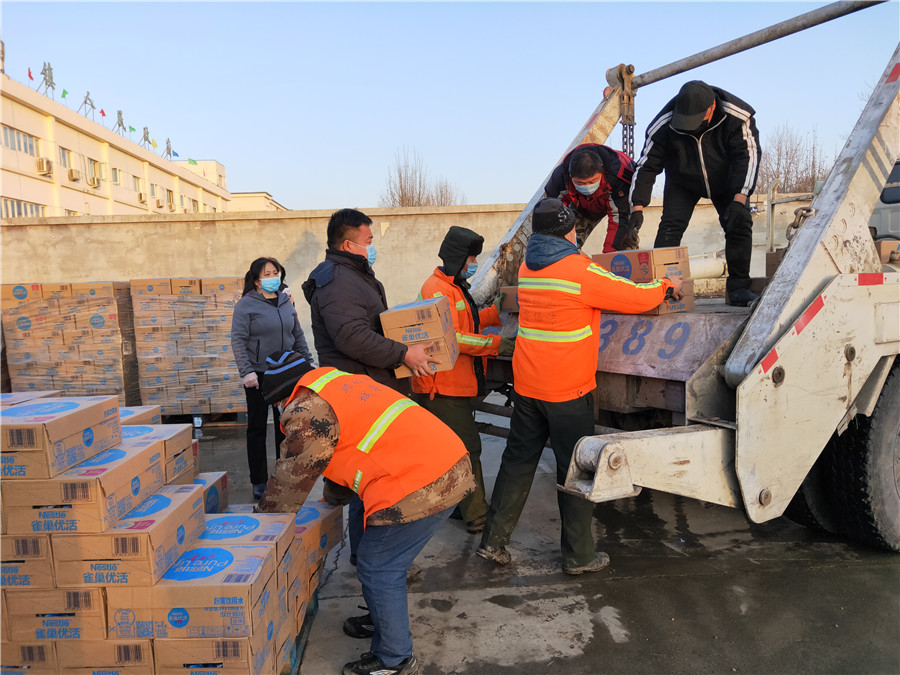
[477,197,683,574]
[411,226,516,535]
[258,351,474,675]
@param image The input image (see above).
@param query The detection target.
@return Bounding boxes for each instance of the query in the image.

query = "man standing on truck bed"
[626,80,761,307]
[477,198,682,573]
[544,143,637,251]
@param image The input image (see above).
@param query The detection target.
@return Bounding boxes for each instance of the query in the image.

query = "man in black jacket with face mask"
[627,80,761,307]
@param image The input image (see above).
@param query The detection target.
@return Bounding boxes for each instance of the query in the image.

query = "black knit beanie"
[531,198,575,237]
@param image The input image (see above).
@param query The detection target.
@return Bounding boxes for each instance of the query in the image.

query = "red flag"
[100,109,106,117]
[28,68,34,81]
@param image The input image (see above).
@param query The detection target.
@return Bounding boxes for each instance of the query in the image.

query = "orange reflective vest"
[289,367,467,521]
[411,267,502,398]
[514,254,674,402]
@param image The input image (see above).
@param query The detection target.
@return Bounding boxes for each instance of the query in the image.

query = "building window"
[166,188,174,205]
[179,194,185,207]
[59,148,71,169]
[150,184,156,197]
[111,168,120,185]
[133,175,141,192]
[192,199,199,213]
[2,198,45,219]
[65,209,79,216]
[2,125,38,157]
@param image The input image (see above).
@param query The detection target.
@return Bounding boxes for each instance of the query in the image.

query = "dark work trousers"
[417,394,489,523]
[654,180,753,293]
[244,377,284,485]
[481,390,597,568]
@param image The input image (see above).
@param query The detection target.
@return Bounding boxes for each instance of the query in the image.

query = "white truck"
[470,1,900,551]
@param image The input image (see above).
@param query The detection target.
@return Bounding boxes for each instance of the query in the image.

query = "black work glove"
[723,200,752,233]
[323,478,355,506]
[613,211,643,250]
[498,336,516,357]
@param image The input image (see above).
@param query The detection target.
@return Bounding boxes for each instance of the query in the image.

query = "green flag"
[61,89,68,99]
[128,125,136,132]
[188,158,197,165]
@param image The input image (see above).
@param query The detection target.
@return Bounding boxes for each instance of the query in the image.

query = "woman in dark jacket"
[231,256,314,499]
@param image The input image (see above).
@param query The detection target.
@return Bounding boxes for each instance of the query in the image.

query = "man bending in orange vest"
[258,351,474,675]
[478,198,683,573]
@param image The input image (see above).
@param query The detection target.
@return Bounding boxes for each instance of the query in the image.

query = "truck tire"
[785,444,842,536]
[829,360,900,552]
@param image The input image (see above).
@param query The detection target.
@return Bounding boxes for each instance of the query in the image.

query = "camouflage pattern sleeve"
[257,388,340,513]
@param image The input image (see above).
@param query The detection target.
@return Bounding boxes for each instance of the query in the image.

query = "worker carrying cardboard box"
[257,351,474,675]
[477,198,683,574]
[411,226,515,535]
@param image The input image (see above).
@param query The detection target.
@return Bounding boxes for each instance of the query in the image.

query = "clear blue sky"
[3,1,898,210]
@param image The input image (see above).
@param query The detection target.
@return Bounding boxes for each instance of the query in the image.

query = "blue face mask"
[260,277,281,293]
[573,180,600,196]
[462,262,478,279]
[351,241,377,266]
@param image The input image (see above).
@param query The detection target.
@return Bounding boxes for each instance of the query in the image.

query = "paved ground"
[197,415,900,675]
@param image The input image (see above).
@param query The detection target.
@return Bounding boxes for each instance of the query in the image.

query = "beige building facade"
[0,73,277,219]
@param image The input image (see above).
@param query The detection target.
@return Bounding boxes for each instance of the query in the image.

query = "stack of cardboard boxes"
[0,282,139,405]
[380,296,460,377]
[131,278,246,416]
[0,394,344,675]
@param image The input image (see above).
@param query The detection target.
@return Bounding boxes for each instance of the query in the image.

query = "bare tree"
[379,147,466,207]
[757,123,831,194]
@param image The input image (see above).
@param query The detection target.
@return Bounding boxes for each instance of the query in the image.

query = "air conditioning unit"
[167,202,175,212]
[137,192,147,204]
[155,198,164,208]
[36,157,53,175]
[68,168,81,182]
[87,176,100,189]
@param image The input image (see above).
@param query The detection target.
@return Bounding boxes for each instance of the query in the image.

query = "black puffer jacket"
[629,85,761,207]
[302,249,407,390]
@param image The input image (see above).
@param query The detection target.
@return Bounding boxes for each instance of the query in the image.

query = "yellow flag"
[151,139,158,149]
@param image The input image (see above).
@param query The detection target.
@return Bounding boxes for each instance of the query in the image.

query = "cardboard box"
[2,436,166,534]
[393,332,460,378]
[150,544,277,638]
[120,423,192,460]
[0,390,60,408]
[4,587,107,640]
[194,471,230,513]
[130,278,172,296]
[52,484,205,587]
[591,246,691,283]
[202,277,243,295]
[170,278,202,296]
[40,283,72,298]
[642,279,695,315]
[74,310,119,331]
[118,405,162,425]
[197,513,294,579]
[0,641,59,673]
[69,281,129,298]
[0,533,55,589]
[154,631,275,675]
[295,501,344,567]
[57,639,153,674]
[380,295,455,343]
[497,285,520,312]
[0,396,121,479]
[876,238,900,263]
[0,283,43,305]
[165,442,198,485]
